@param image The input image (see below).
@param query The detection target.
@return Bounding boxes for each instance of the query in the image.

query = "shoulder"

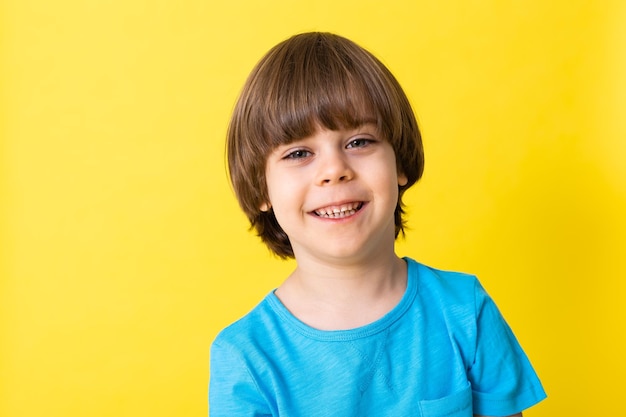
[404,257,493,337]
[211,293,278,352]
[406,257,481,306]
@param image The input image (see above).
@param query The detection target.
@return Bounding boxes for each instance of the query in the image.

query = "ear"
[260,202,271,212]
[398,172,408,187]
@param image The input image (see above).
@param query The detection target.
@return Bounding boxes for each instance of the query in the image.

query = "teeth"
[314,203,362,218]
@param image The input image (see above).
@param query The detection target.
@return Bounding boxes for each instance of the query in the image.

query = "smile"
[313,202,364,219]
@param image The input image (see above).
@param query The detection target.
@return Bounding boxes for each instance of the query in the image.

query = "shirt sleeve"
[468,280,547,416]
[209,339,271,417]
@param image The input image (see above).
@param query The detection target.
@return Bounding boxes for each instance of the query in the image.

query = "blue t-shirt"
[209,258,546,416]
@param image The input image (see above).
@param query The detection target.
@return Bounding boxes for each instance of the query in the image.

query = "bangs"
[267,73,381,146]
[255,33,400,148]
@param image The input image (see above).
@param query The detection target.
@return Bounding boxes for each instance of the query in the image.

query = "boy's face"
[262,124,407,265]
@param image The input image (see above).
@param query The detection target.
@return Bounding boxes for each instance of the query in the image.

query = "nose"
[316,151,354,185]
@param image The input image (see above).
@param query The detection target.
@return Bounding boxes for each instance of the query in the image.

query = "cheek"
[265,172,302,211]
[387,179,400,207]
[264,168,281,204]
[378,171,402,211]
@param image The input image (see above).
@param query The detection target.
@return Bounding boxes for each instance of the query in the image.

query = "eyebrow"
[352,118,378,127]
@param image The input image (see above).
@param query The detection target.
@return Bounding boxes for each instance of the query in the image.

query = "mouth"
[312,202,364,219]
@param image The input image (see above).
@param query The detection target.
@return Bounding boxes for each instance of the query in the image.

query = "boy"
[210,32,546,416]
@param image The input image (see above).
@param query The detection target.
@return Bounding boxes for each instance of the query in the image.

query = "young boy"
[210,32,546,416]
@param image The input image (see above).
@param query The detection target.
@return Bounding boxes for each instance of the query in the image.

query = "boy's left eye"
[347,138,373,148]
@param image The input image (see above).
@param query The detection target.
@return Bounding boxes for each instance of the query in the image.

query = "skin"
[262,124,408,330]
[262,124,523,417]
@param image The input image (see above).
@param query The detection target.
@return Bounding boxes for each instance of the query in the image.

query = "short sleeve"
[209,339,271,417]
[468,280,547,416]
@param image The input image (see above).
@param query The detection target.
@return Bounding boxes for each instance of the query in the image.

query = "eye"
[346,138,374,149]
[284,149,312,159]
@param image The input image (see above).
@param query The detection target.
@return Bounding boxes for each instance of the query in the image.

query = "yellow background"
[2,1,625,416]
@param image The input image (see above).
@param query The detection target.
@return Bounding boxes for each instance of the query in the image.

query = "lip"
[309,201,366,219]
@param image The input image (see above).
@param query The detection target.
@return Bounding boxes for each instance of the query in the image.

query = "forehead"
[272,121,381,148]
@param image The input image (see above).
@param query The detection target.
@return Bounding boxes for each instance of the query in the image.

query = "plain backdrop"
[1,1,625,416]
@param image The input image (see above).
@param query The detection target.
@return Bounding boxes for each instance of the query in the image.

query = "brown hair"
[227,32,424,258]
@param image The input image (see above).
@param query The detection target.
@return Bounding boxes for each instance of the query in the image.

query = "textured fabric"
[209,258,546,416]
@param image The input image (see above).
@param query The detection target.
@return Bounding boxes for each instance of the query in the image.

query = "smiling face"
[263,124,408,265]
[227,33,424,258]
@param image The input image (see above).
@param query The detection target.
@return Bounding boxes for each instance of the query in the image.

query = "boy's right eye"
[284,149,311,159]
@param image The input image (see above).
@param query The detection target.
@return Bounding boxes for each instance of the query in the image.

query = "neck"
[275,251,407,330]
